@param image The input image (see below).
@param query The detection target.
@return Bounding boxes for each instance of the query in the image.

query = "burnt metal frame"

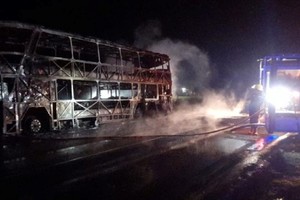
[0,21,172,134]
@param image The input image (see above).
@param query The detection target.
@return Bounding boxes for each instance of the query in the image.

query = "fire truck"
[259,55,300,133]
[0,22,172,135]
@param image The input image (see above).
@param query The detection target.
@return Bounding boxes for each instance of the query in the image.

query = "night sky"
[1,0,300,96]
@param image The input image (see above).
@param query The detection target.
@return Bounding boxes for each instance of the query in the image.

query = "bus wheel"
[24,116,44,134]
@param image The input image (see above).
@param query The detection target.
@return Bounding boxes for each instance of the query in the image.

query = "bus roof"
[0,21,170,68]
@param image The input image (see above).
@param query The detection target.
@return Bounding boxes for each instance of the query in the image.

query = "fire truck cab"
[260,55,300,133]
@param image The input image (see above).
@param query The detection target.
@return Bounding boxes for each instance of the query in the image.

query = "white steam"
[132,20,246,135]
[200,90,245,118]
[134,20,210,95]
[149,39,211,94]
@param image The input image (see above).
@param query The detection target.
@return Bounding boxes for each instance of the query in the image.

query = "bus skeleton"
[0,22,172,135]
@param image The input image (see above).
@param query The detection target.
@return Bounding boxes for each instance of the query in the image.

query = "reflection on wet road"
[0,122,291,199]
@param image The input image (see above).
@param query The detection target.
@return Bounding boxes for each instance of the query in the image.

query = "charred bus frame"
[0,22,172,134]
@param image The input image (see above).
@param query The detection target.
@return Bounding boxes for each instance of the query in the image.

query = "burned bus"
[0,22,172,134]
[259,55,300,133]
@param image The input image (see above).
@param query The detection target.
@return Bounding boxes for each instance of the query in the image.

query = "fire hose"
[96,107,266,139]
[32,108,266,140]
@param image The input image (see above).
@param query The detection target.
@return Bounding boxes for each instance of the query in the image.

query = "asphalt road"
[0,116,290,200]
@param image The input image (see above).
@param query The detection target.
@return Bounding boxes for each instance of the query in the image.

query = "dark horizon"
[1,0,300,96]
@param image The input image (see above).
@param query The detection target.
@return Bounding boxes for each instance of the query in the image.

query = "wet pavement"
[205,131,300,200]
[0,117,295,200]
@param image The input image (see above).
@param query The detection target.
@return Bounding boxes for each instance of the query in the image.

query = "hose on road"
[30,108,266,140]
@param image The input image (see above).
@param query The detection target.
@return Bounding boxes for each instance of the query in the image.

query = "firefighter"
[247,84,264,135]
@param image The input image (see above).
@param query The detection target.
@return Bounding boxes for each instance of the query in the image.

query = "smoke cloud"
[131,20,246,136]
[134,20,162,49]
[149,39,211,94]
[134,20,211,95]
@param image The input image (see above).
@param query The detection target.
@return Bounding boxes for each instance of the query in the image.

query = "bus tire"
[24,115,45,134]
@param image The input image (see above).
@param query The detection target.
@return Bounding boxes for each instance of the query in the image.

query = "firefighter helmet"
[251,84,263,91]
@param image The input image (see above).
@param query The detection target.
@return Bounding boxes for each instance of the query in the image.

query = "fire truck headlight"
[292,91,300,98]
[266,86,292,108]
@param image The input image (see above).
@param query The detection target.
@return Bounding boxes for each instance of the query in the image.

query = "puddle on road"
[215,137,249,154]
[283,152,300,167]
